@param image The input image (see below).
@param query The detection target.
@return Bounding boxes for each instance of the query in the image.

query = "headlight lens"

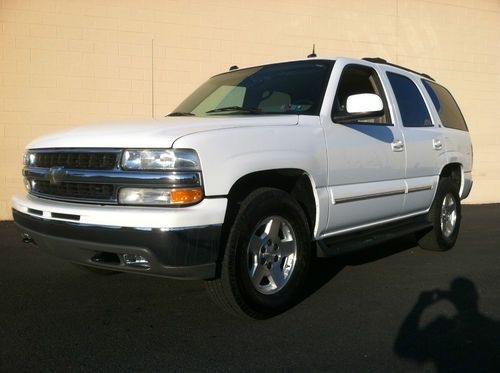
[121,149,200,171]
[118,187,203,205]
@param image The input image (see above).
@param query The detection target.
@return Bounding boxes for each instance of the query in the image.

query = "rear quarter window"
[422,80,468,131]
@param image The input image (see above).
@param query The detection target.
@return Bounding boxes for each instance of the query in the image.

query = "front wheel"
[417,178,461,251]
[205,188,311,319]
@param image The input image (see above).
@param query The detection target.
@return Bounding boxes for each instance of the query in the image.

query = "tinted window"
[172,60,334,116]
[387,72,432,127]
[422,80,468,131]
[333,64,391,124]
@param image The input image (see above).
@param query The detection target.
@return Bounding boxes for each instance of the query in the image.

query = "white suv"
[12,56,473,318]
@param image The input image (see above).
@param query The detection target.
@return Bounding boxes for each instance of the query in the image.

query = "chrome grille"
[33,180,114,201]
[23,148,202,205]
[32,151,118,170]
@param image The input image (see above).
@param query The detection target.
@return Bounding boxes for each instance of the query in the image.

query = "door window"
[333,64,392,124]
[387,72,433,127]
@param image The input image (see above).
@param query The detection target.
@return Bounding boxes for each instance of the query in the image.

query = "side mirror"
[334,93,384,123]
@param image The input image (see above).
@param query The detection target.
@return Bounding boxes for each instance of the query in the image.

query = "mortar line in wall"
[151,38,155,119]
[396,0,399,64]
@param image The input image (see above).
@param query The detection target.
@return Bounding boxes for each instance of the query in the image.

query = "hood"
[27,115,299,149]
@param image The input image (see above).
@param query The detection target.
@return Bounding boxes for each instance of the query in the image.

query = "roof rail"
[362,57,435,81]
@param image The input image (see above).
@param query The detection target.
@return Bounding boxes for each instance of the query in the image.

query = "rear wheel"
[205,188,311,319]
[418,178,461,251]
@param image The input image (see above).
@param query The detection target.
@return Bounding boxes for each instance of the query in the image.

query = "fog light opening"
[91,252,121,264]
[121,254,151,269]
[21,233,36,245]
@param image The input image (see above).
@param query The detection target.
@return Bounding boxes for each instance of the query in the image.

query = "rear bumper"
[13,209,222,280]
[461,171,473,200]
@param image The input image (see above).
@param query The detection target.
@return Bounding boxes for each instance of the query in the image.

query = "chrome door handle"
[391,140,405,152]
[433,139,443,150]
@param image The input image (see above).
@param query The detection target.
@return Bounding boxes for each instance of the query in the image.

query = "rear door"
[384,70,444,215]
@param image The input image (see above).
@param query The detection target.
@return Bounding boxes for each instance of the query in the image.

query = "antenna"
[307,44,317,58]
[229,65,239,71]
[151,39,155,119]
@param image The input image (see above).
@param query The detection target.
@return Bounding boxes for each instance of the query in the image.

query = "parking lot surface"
[1,204,499,372]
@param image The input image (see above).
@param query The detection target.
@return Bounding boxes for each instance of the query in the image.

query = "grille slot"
[33,180,114,201]
[27,208,43,216]
[33,152,118,170]
[51,212,80,221]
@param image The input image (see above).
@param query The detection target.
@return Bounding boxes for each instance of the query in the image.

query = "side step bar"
[316,216,432,258]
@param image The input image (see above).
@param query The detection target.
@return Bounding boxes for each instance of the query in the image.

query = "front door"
[322,63,406,236]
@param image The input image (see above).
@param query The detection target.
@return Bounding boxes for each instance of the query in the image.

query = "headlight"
[121,149,200,171]
[118,187,203,206]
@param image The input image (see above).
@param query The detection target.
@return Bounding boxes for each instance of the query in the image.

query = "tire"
[417,178,461,251]
[73,264,121,275]
[205,188,312,319]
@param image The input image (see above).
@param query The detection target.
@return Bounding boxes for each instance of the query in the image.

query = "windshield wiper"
[206,106,261,114]
[167,112,195,116]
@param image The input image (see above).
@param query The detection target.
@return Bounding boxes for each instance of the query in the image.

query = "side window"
[422,80,468,131]
[333,65,391,124]
[387,72,432,127]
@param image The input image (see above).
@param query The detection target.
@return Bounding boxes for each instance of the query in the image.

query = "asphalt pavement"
[1,204,499,372]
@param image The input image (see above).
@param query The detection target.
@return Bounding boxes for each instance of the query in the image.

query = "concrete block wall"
[1,0,499,219]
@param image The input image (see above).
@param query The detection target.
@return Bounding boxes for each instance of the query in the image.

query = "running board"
[316,216,432,258]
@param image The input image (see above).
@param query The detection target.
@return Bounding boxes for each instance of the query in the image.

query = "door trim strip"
[335,184,433,204]
[335,188,406,204]
[407,185,433,193]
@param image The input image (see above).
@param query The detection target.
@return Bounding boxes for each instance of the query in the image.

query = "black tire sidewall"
[226,188,311,316]
[431,178,461,250]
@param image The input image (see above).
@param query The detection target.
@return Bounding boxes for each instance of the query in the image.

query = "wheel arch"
[222,168,318,242]
[439,162,463,195]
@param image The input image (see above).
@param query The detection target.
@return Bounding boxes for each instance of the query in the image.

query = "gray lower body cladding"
[12,209,221,280]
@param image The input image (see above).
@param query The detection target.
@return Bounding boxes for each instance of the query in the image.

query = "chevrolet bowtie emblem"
[47,166,66,185]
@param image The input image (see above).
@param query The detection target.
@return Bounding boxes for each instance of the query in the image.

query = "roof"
[361,57,434,81]
[219,56,435,82]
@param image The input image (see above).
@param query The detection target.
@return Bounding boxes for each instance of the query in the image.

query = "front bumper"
[11,193,227,229]
[13,209,223,280]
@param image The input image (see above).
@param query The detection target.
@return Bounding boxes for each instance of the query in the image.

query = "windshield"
[170,60,334,116]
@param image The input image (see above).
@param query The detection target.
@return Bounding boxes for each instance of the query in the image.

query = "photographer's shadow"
[394,277,500,372]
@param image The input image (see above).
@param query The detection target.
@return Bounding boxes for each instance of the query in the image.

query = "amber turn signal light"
[170,188,203,204]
